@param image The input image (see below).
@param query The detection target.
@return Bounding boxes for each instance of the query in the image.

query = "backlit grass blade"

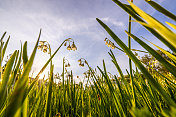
[29,86,44,116]
[22,41,28,68]
[166,22,176,30]
[45,64,54,117]
[112,0,176,53]
[29,85,44,116]
[123,4,139,16]
[2,29,41,117]
[114,75,128,113]
[96,18,176,107]
[12,50,19,71]
[21,42,29,117]
[165,80,176,103]
[144,38,176,64]
[0,33,5,65]
[142,59,176,85]
[0,50,17,109]
[145,0,176,21]
[1,36,10,63]
[28,39,67,95]
[128,1,176,49]
[8,48,22,88]
[125,31,176,78]
[0,32,6,42]
[133,82,154,116]
[108,50,130,96]
[97,61,126,117]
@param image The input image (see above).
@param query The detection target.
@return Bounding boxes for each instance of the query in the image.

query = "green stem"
[128,0,136,107]
[63,57,65,86]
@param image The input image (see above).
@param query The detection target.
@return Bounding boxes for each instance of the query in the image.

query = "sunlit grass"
[0,0,176,116]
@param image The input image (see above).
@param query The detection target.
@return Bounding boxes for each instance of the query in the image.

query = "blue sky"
[0,0,175,81]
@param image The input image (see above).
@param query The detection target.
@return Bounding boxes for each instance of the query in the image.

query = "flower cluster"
[54,73,61,80]
[64,59,70,67]
[83,70,91,78]
[38,41,51,54]
[104,38,116,49]
[64,38,77,51]
[78,58,88,67]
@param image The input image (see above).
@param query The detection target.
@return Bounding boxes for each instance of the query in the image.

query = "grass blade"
[145,0,176,21]
[96,18,176,107]
[125,31,176,78]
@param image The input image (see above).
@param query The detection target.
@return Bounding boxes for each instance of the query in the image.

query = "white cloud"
[97,17,126,29]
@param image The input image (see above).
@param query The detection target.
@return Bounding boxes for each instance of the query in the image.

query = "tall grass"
[0,0,176,116]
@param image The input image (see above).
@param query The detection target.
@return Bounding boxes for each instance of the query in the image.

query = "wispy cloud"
[101,17,126,29]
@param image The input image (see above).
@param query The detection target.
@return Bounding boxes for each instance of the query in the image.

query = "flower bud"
[43,49,47,53]
[39,41,45,46]
[107,43,111,47]
[43,45,48,50]
[64,42,67,46]
[78,59,81,62]
[111,44,115,49]
[105,41,108,45]
[71,42,77,51]
[67,44,72,50]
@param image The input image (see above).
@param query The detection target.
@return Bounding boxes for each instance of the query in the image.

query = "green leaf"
[0,32,6,42]
[0,50,17,110]
[22,41,28,68]
[96,18,176,108]
[97,61,126,117]
[112,0,176,53]
[45,64,54,117]
[125,31,176,78]
[166,22,176,30]
[128,1,176,49]
[143,38,176,65]
[27,38,67,96]
[108,50,130,97]
[145,0,176,21]
[1,36,10,63]
[2,29,41,117]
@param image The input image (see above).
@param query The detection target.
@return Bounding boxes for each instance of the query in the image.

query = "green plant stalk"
[81,83,84,117]
[128,0,137,107]
[126,31,176,78]
[0,32,6,69]
[27,39,67,97]
[21,41,29,117]
[2,29,41,117]
[96,18,176,108]
[45,64,54,117]
[0,50,17,110]
[145,0,176,21]
[112,0,176,53]
[1,33,9,82]
[108,50,130,98]
[98,61,126,117]
[63,57,65,86]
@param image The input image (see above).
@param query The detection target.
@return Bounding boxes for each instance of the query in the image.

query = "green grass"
[0,0,176,116]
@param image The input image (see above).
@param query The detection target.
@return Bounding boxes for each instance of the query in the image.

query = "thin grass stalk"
[97,61,126,117]
[128,0,137,107]
[45,64,54,117]
[145,0,176,21]
[112,0,176,53]
[96,18,176,107]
